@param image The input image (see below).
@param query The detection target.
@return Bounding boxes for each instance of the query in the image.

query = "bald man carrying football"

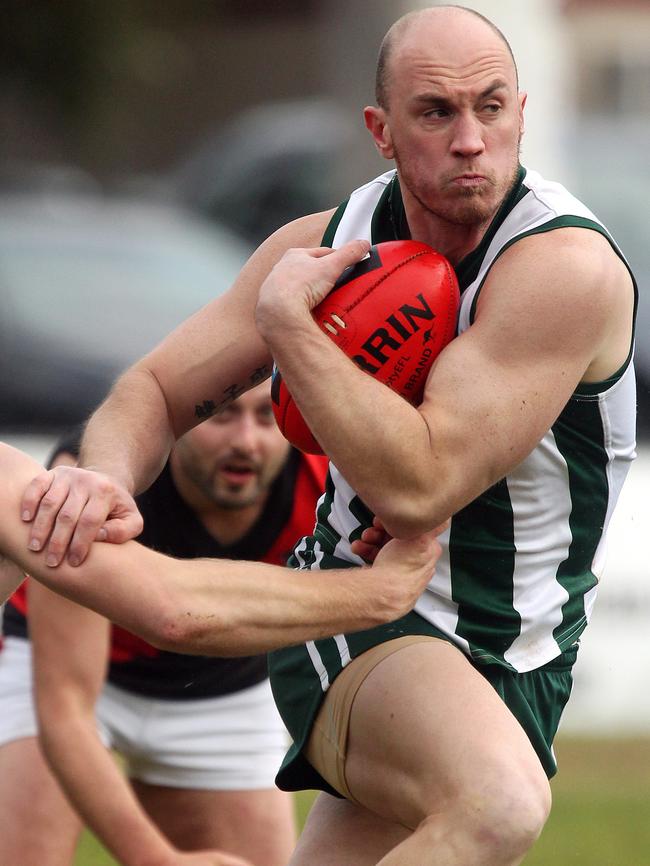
[20,6,636,865]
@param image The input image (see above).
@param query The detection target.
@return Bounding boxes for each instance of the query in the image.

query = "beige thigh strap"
[304,634,440,802]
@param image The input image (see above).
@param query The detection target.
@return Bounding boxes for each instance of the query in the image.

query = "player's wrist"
[79,463,135,495]
[255,295,316,346]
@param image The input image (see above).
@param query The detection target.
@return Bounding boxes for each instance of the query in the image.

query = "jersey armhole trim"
[322,198,350,247]
[467,217,638,392]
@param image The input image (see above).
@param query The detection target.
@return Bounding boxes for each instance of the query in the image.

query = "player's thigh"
[289,792,409,866]
[0,737,82,865]
[132,781,296,862]
[340,638,550,829]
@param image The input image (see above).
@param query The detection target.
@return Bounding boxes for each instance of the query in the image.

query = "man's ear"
[518,91,527,137]
[364,106,394,160]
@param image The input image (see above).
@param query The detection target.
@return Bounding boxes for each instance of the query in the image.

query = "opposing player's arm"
[26,447,180,866]
[30,581,196,866]
[1,443,441,655]
[20,211,334,568]
[257,229,634,536]
[0,556,24,605]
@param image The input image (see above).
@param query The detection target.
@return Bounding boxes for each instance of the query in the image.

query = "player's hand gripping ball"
[271,240,460,454]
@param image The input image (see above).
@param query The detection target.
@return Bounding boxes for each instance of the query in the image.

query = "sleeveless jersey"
[4,440,328,699]
[290,166,638,674]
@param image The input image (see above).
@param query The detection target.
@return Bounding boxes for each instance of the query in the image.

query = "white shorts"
[0,636,38,744]
[0,636,288,790]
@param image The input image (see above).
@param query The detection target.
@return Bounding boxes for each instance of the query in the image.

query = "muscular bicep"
[419,229,634,509]
[134,210,334,436]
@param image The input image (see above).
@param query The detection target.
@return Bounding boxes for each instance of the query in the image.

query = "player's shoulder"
[235,209,337,290]
[488,225,630,310]
[474,224,634,380]
[259,209,338,256]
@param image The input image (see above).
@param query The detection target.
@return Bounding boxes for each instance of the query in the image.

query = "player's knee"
[417,765,550,863]
[464,768,551,861]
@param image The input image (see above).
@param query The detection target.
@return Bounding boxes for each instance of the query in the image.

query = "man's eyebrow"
[480,79,509,98]
[412,79,509,106]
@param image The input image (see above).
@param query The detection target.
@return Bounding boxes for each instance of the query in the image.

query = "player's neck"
[402,195,494,266]
[195,500,266,547]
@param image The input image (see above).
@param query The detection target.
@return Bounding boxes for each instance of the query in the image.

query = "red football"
[271,240,460,454]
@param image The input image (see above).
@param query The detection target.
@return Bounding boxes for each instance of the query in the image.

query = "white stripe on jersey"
[591,365,637,580]
[583,584,598,624]
[329,464,368,565]
[414,523,472,657]
[458,169,603,333]
[503,430,572,670]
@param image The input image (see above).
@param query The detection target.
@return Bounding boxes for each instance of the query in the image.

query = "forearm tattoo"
[194,365,272,419]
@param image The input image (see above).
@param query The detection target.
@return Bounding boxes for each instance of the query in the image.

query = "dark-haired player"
[0,382,315,865]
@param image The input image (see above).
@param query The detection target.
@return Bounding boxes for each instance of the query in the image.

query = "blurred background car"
[0,187,251,456]
[164,99,356,247]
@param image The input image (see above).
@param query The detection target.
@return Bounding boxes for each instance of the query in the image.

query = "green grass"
[73,737,650,866]
[524,737,650,866]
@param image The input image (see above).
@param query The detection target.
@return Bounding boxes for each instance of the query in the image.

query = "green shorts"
[268,609,578,796]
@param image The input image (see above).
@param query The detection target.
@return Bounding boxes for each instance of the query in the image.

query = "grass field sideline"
[73,736,650,866]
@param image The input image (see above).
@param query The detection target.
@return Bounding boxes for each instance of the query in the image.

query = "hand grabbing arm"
[1,442,441,656]
[21,464,143,567]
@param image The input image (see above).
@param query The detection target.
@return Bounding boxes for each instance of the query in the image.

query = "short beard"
[407,179,500,227]
[210,487,263,510]
[395,142,521,228]
[180,458,263,511]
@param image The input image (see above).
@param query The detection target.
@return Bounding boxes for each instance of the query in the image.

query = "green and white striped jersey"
[295,165,637,674]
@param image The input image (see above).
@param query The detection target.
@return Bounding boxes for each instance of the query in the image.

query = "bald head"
[375,5,518,109]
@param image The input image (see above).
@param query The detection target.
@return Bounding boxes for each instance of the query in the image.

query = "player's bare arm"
[20,210,334,568]
[0,555,24,604]
[27,448,206,866]
[2,443,441,648]
[30,583,239,866]
[256,228,634,537]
